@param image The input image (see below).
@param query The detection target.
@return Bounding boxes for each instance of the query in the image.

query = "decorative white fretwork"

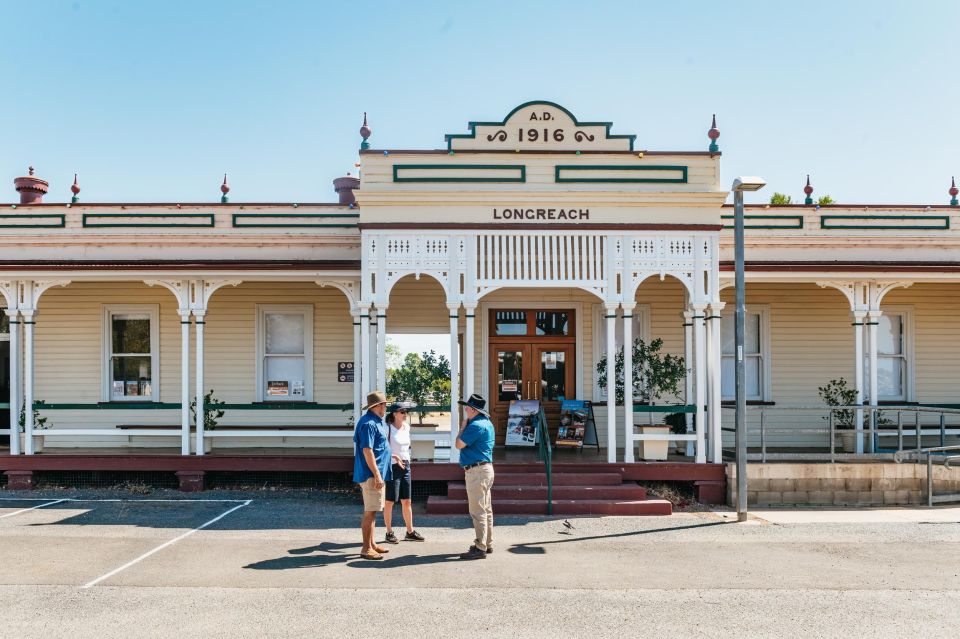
[362,230,719,308]
[317,279,361,314]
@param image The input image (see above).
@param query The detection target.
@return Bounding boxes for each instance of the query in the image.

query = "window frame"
[869,306,914,402]
[101,304,160,403]
[720,305,772,402]
[255,304,314,402]
[592,304,651,401]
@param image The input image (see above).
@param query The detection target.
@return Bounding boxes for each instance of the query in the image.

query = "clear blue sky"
[2,0,958,205]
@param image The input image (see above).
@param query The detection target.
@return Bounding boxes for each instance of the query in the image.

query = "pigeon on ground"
[563,519,574,530]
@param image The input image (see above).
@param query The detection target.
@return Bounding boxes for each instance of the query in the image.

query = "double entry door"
[489,342,575,445]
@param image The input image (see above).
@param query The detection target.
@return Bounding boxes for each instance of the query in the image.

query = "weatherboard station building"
[2,101,959,504]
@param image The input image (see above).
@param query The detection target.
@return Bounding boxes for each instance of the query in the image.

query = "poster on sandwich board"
[505,399,540,447]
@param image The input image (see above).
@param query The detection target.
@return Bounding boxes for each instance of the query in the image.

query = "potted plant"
[817,378,858,453]
[664,412,690,456]
[190,390,225,453]
[18,399,50,453]
[596,337,686,460]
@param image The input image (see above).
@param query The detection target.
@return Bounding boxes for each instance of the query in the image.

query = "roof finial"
[950,176,959,207]
[360,112,372,150]
[28,165,34,176]
[220,173,230,204]
[71,173,81,203]
[804,175,814,205]
[707,114,720,154]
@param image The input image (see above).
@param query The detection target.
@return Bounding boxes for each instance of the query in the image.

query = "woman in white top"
[383,403,425,543]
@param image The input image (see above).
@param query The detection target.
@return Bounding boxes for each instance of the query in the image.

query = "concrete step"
[426,496,672,516]
[446,482,647,501]
[492,472,623,486]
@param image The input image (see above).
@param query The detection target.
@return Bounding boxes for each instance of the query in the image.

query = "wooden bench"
[117,424,353,433]
[117,424,357,450]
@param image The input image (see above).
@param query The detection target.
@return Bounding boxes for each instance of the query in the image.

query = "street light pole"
[734,188,748,522]
[731,176,765,523]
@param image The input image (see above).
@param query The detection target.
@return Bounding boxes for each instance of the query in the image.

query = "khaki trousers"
[464,463,495,551]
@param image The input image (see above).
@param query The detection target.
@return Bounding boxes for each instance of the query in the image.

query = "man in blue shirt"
[456,393,496,560]
[353,390,392,560]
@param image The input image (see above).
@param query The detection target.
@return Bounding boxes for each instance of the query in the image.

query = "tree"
[384,339,403,376]
[769,192,792,205]
[385,350,451,424]
[817,195,835,205]
[595,338,686,406]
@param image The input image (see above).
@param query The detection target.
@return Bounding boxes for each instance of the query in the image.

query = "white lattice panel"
[475,232,606,297]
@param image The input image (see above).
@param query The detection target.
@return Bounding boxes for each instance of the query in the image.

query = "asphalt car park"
[1,491,959,638]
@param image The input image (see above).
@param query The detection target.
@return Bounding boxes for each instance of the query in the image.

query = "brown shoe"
[372,545,390,554]
[471,544,492,554]
[360,551,384,560]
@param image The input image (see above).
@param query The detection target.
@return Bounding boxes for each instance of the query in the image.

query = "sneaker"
[471,544,493,554]
[405,530,425,542]
[459,546,487,560]
[384,531,399,544]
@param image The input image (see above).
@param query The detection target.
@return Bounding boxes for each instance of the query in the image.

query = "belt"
[462,461,491,470]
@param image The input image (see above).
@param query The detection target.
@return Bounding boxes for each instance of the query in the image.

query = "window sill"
[721,400,776,406]
[254,401,317,405]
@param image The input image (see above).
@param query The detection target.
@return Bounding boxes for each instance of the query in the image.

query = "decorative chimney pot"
[333,174,360,205]
[14,166,49,204]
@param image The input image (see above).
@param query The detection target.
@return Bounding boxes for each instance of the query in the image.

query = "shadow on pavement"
[507,519,732,553]
[245,540,463,570]
[347,553,462,568]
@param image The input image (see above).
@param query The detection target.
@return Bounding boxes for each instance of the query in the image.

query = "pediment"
[445,101,635,152]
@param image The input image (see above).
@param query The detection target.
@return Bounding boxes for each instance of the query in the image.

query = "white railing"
[476,232,606,295]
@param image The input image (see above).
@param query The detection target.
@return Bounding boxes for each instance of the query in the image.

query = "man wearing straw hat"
[455,393,496,560]
[353,390,393,560]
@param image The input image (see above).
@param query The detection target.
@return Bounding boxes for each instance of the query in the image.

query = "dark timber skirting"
[0,456,726,500]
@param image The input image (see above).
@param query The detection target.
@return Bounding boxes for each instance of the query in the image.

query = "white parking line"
[81,499,253,589]
[0,499,67,519]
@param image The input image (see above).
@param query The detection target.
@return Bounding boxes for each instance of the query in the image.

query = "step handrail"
[894,444,960,506]
[536,406,553,516]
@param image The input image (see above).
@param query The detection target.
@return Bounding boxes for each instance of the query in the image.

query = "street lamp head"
[732,176,766,192]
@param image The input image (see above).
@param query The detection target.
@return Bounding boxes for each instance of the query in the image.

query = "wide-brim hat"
[458,393,489,417]
[362,390,388,411]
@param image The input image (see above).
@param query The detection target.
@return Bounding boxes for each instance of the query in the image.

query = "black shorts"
[386,462,412,501]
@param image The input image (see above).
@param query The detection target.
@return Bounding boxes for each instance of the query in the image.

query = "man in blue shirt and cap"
[353,390,392,560]
[456,393,496,560]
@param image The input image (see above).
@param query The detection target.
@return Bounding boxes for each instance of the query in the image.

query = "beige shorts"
[360,477,385,512]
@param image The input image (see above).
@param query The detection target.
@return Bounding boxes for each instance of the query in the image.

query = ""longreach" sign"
[493,207,589,220]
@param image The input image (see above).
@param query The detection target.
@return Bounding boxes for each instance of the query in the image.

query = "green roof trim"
[82,212,215,228]
[232,213,359,228]
[555,164,687,183]
[392,164,526,183]
[820,215,949,230]
[0,214,66,229]
[720,214,804,230]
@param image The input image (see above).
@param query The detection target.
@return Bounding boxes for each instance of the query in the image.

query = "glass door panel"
[533,345,576,445]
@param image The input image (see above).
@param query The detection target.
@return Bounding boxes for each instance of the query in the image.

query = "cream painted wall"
[16,279,960,451]
[26,281,356,447]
